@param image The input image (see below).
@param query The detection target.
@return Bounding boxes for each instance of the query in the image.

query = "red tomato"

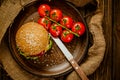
[72,22,85,36]
[50,9,63,22]
[38,4,51,17]
[60,16,73,29]
[38,17,51,30]
[49,24,62,37]
[61,30,74,43]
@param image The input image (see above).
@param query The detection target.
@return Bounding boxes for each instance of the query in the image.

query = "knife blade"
[50,34,89,80]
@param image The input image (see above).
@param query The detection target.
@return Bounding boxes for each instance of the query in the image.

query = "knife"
[50,34,89,80]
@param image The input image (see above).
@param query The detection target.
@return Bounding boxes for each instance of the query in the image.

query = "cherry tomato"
[50,9,63,22]
[38,4,51,17]
[38,17,51,30]
[60,16,73,29]
[61,30,74,43]
[72,22,85,36]
[49,24,62,37]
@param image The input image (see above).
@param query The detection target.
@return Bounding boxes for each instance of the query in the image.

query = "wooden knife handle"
[70,59,89,80]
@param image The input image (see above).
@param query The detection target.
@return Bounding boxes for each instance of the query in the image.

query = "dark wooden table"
[0,0,120,80]
[113,0,120,79]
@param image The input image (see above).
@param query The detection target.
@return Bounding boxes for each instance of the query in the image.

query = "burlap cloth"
[0,0,106,80]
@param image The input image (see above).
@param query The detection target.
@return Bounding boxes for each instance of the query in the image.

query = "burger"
[16,22,52,60]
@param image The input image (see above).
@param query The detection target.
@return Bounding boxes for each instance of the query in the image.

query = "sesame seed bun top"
[16,22,49,56]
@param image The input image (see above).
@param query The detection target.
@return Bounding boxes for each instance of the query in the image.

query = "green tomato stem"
[45,16,80,37]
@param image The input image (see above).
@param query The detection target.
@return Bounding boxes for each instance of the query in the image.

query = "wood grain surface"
[113,0,120,80]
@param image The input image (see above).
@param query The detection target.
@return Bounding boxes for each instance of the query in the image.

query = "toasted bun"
[16,22,48,56]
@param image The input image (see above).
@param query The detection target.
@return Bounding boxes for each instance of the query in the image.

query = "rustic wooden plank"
[113,0,120,80]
